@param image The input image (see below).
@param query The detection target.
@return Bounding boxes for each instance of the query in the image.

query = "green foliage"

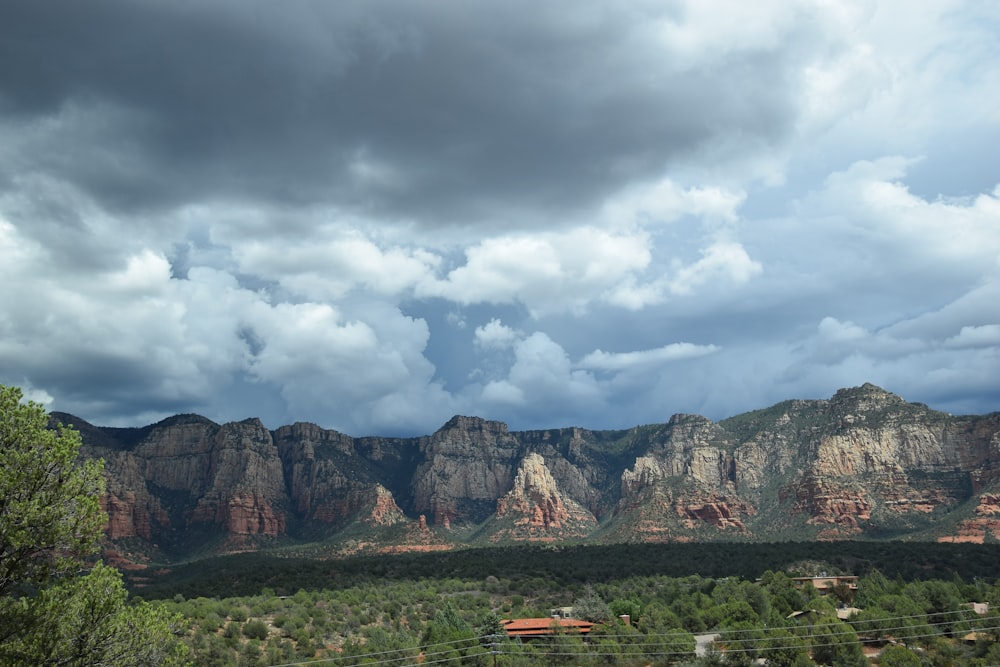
[759,627,811,667]
[573,585,612,622]
[878,645,922,667]
[542,628,587,666]
[758,571,807,617]
[341,625,418,666]
[610,596,642,623]
[648,627,695,665]
[229,605,249,622]
[717,621,764,667]
[0,385,185,666]
[0,386,105,596]
[711,600,758,627]
[855,593,935,644]
[809,620,866,667]
[638,600,683,635]
[3,562,187,666]
[853,568,894,607]
[420,603,482,666]
[478,610,506,643]
[134,540,1000,601]
[242,619,268,640]
[138,562,1000,666]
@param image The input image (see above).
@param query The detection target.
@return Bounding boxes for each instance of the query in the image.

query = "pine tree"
[0,385,187,665]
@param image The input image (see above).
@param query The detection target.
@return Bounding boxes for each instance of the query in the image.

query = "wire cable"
[264,607,999,666]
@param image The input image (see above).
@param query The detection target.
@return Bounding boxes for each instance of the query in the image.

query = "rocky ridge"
[58,384,1000,561]
[490,453,598,541]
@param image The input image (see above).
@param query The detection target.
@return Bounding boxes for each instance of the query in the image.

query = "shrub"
[243,619,269,640]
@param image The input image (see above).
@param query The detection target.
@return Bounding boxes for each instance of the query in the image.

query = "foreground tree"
[810,620,866,667]
[0,385,186,665]
[877,645,921,667]
[759,627,811,667]
[0,386,104,596]
[6,562,187,666]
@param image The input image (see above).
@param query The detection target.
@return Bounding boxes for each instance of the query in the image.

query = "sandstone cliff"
[488,453,597,541]
[57,383,1000,561]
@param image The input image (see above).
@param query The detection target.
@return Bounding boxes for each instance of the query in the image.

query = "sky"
[1,0,998,437]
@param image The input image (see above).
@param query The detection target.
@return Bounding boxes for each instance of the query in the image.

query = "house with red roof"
[502,617,595,639]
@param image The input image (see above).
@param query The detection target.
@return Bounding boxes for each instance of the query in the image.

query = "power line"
[264,608,998,667]
[269,634,481,667]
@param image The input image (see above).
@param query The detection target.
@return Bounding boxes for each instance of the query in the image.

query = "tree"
[243,619,269,640]
[609,597,642,624]
[759,571,807,617]
[479,610,506,647]
[877,645,921,667]
[718,621,764,667]
[6,562,187,666]
[0,385,186,665]
[644,627,696,665]
[573,585,612,622]
[810,620,866,667]
[759,627,811,667]
[854,569,892,608]
[421,603,482,666]
[0,386,104,599]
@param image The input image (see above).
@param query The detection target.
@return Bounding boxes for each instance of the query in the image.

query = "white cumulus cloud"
[578,343,720,372]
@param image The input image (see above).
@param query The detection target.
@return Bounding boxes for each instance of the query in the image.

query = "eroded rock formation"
[56,383,1000,560]
[491,453,597,540]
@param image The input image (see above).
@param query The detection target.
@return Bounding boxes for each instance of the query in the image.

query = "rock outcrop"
[76,415,290,551]
[490,453,597,540]
[57,383,1000,560]
[410,416,523,526]
[939,493,1000,544]
[365,485,407,527]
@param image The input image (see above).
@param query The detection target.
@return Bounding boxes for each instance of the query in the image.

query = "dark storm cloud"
[2,0,998,435]
[1,0,800,224]
[3,344,199,419]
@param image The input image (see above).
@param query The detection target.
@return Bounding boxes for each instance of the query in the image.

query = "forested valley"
[138,542,1000,666]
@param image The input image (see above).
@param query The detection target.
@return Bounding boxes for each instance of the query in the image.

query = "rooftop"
[502,618,595,638]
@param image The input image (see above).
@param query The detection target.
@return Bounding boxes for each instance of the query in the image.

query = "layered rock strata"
[491,453,597,540]
[54,383,1000,559]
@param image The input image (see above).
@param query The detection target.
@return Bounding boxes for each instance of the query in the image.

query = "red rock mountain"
[490,453,598,541]
[57,384,1000,561]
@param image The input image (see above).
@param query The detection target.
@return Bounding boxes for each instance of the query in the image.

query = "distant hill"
[55,383,1000,566]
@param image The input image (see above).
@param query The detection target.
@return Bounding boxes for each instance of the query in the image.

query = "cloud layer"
[1,0,998,435]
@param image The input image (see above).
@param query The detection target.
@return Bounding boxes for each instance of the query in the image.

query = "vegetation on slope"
[146,559,1000,666]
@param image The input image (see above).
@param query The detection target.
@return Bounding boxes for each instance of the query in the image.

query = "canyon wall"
[59,384,1000,560]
